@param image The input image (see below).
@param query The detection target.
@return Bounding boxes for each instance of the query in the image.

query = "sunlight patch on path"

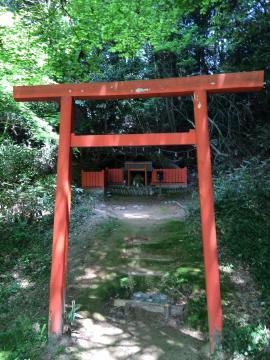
[123,213,150,219]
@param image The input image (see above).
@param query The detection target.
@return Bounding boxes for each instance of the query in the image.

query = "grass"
[0,190,95,359]
[0,219,52,359]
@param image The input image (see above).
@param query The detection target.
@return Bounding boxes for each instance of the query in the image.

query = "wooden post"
[193,90,222,352]
[48,96,73,336]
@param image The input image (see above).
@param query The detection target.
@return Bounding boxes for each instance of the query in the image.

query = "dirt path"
[58,194,208,360]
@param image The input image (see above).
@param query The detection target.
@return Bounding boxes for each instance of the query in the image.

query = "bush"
[213,158,270,358]
[0,141,56,222]
[214,158,270,295]
[0,175,56,222]
[0,316,47,359]
[0,218,52,359]
[0,140,56,185]
[223,322,270,359]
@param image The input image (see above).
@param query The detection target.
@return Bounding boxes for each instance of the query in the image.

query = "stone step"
[121,248,176,262]
[124,269,165,277]
[123,236,160,246]
[113,299,186,319]
[123,254,177,263]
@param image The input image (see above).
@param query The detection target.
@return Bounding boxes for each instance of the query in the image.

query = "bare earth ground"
[52,193,265,360]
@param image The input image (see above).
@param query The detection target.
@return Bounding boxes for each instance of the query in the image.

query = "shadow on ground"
[58,195,208,359]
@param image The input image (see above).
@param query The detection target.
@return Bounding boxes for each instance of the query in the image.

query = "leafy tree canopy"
[0,0,269,164]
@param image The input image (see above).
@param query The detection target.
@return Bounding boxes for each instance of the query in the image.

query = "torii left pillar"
[49,96,73,336]
[193,90,222,351]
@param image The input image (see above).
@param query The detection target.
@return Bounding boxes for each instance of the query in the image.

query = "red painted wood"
[86,168,186,186]
[49,96,72,335]
[71,131,196,148]
[194,90,222,351]
[107,168,124,185]
[151,168,187,185]
[81,170,105,188]
[13,71,264,101]
[82,172,85,188]
[101,170,105,188]
[182,167,187,183]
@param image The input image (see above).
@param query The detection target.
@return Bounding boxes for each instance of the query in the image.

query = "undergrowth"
[0,219,52,359]
[215,159,270,298]
[0,188,91,359]
[213,159,270,359]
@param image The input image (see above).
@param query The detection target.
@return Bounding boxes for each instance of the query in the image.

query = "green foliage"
[0,7,49,85]
[120,276,130,289]
[212,159,270,358]
[0,141,55,183]
[2,0,269,82]
[0,141,56,222]
[65,300,81,326]
[0,175,56,222]
[214,159,270,296]
[0,316,47,359]
[0,220,52,359]
[223,322,270,359]
[0,86,57,145]
[119,275,155,298]
[1,0,270,167]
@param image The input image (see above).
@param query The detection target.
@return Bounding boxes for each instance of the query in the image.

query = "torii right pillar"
[193,90,222,352]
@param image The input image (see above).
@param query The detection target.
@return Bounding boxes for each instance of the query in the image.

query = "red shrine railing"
[106,168,124,185]
[81,167,188,188]
[151,168,187,185]
[81,170,105,188]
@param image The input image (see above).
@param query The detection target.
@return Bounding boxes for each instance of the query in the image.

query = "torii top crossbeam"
[13,70,264,353]
[14,71,263,101]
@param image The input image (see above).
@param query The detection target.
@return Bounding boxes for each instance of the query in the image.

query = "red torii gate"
[13,70,264,352]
